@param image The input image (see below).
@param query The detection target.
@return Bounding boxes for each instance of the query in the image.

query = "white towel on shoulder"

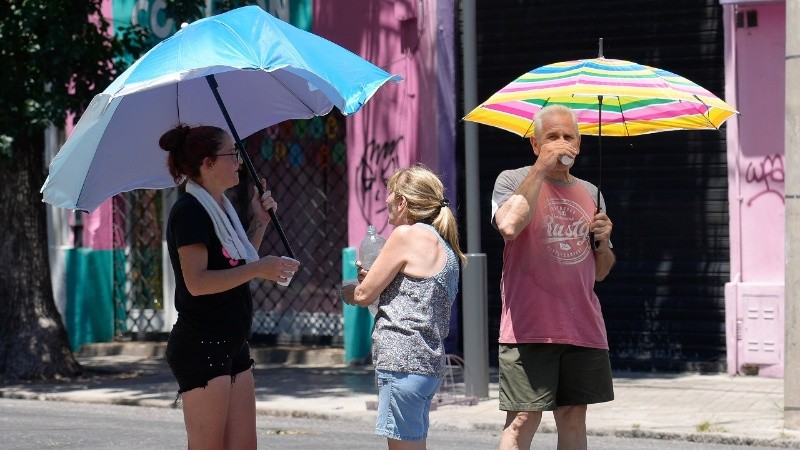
[185,180,260,263]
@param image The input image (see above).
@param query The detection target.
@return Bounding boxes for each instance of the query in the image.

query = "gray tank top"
[371,223,460,377]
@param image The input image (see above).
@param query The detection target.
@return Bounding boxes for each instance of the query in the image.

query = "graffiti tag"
[744,154,784,206]
[355,137,403,233]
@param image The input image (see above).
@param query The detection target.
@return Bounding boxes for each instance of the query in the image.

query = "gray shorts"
[498,343,614,411]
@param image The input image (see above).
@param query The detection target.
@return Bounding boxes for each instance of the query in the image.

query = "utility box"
[726,282,784,377]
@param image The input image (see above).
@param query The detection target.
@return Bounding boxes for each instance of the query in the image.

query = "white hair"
[533,104,579,139]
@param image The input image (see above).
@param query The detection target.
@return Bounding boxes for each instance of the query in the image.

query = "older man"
[491,104,616,450]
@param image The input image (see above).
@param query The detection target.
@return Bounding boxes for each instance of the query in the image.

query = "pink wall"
[732,3,786,282]
[724,1,786,377]
[66,1,115,250]
[314,0,441,246]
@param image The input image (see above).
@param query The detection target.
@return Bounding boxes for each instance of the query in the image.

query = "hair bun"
[176,125,190,149]
[159,124,191,153]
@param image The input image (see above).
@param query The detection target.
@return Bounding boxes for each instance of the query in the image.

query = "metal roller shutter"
[458,0,729,372]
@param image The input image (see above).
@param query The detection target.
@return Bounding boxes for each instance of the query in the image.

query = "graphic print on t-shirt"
[222,247,240,267]
[543,198,591,265]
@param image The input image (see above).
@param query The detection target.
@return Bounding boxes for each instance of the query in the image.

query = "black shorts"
[166,324,254,395]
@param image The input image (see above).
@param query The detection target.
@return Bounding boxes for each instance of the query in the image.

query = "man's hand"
[536,140,576,171]
[591,212,615,281]
[590,211,613,249]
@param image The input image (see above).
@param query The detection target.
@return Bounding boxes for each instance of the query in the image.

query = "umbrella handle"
[205,75,296,259]
[590,190,602,252]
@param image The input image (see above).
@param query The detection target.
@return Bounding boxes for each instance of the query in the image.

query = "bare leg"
[388,438,426,450]
[181,375,232,450]
[553,405,587,450]
[223,369,257,450]
[499,411,541,450]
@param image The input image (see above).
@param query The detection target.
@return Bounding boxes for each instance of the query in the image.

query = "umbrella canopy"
[464,49,737,251]
[41,5,401,212]
[463,56,737,138]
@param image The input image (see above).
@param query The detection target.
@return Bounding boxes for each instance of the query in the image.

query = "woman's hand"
[338,280,358,305]
[254,255,299,283]
[354,261,368,282]
[246,179,275,248]
[251,178,276,224]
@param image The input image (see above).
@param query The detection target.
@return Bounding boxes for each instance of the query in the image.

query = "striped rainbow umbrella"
[465,49,738,250]
[464,57,738,138]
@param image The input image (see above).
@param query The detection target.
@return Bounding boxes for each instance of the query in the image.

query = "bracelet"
[594,249,608,254]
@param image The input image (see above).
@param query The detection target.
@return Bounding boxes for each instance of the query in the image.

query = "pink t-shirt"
[492,168,608,349]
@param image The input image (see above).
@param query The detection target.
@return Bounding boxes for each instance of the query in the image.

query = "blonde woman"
[341,164,466,450]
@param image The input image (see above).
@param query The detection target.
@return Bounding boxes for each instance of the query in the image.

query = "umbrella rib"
[526,97,551,137]
[615,97,631,137]
[692,94,720,130]
[176,83,181,123]
[267,71,318,115]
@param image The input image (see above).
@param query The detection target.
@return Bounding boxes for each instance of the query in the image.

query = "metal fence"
[111,113,348,344]
[112,191,165,339]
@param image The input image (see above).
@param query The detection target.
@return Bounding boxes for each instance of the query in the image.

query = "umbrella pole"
[205,75,296,259]
[591,94,604,251]
[597,94,603,207]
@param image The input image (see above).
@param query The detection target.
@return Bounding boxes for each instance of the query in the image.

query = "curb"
[608,429,800,449]
[78,342,346,366]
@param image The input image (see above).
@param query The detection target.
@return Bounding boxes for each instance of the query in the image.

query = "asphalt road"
[0,398,782,449]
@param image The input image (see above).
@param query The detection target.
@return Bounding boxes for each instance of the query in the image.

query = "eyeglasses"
[216,148,243,164]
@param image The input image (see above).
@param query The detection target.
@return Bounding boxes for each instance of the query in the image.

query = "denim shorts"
[375,369,442,441]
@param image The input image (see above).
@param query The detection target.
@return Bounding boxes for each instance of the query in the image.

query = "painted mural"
[112,0,311,42]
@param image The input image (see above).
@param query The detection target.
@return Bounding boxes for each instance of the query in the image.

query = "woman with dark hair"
[341,164,465,450]
[159,124,299,449]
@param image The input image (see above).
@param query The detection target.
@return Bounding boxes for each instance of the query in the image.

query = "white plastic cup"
[560,155,574,166]
[277,256,299,286]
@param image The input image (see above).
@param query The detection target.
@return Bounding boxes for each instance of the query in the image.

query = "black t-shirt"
[166,194,253,339]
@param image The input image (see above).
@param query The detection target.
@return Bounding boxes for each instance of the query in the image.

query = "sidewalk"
[2,343,800,448]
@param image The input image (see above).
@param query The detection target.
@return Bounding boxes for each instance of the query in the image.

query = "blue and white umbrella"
[41,6,401,255]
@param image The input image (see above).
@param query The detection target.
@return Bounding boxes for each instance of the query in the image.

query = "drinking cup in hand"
[277,256,299,286]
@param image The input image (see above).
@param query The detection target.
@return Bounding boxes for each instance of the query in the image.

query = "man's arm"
[594,245,616,281]
[494,165,547,241]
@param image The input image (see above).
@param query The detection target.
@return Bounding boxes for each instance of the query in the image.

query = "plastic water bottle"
[359,225,386,270]
[359,225,386,315]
